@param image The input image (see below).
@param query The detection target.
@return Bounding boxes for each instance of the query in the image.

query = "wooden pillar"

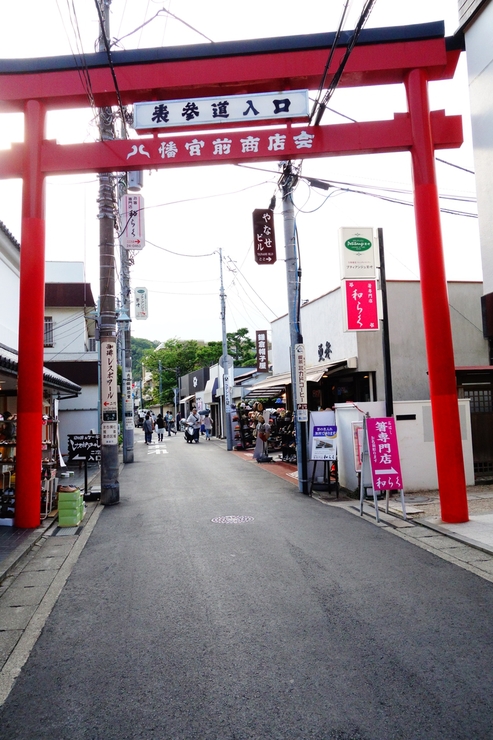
[405,68,468,523]
[14,99,46,528]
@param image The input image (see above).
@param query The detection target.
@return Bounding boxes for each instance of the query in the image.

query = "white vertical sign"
[339,227,376,278]
[120,194,145,250]
[294,343,308,422]
[134,287,148,320]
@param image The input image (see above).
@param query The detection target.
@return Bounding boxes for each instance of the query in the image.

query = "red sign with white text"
[344,279,379,331]
[366,417,403,491]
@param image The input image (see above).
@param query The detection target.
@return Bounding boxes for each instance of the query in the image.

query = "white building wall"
[57,385,99,455]
[464,1,493,294]
[44,307,89,356]
[45,261,85,283]
[0,229,19,349]
[271,290,358,374]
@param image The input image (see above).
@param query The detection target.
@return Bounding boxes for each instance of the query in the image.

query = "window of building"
[44,316,54,347]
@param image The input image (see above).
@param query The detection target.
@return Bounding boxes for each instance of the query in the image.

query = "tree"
[131,337,159,377]
[227,328,256,367]
[196,341,222,368]
[142,338,201,406]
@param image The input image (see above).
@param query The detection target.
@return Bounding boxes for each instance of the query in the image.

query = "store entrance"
[318,372,375,409]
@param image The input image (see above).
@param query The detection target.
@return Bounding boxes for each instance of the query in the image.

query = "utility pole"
[97,0,119,505]
[118,173,135,463]
[219,248,233,450]
[281,163,309,494]
[377,228,394,418]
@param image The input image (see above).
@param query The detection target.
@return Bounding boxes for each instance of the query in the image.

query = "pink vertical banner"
[366,417,403,491]
[344,279,379,330]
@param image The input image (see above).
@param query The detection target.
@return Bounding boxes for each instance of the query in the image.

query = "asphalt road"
[1,433,493,739]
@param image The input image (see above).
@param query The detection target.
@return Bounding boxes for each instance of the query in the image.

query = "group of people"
[142,408,213,445]
[185,407,213,444]
[142,411,177,444]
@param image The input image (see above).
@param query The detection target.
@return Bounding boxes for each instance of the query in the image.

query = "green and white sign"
[339,227,376,278]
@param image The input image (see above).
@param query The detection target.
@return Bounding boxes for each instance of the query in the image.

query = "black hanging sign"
[253,208,277,265]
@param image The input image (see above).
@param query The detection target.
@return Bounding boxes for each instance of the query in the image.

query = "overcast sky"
[0,0,480,345]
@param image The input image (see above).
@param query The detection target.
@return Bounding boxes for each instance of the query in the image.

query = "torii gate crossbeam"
[0,21,469,526]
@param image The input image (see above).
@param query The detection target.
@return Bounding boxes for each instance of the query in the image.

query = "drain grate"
[53,526,83,536]
[211,516,254,524]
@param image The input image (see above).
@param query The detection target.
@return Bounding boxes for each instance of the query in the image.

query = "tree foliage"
[132,329,256,406]
[227,328,256,367]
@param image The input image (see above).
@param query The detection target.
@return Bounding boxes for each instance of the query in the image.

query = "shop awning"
[203,378,218,404]
[0,342,81,396]
[179,394,195,404]
[243,359,354,398]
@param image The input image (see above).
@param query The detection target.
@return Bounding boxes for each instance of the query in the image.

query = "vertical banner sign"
[344,279,379,331]
[351,420,364,472]
[124,370,134,430]
[294,344,308,422]
[339,227,376,278]
[120,194,145,250]
[101,339,118,446]
[134,287,148,320]
[366,417,403,491]
[253,208,277,264]
[256,330,268,372]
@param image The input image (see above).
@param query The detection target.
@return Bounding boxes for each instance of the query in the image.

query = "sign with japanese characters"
[343,279,379,331]
[366,417,403,491]
[133,90,309,131]
[339,227,376,278]
[102,422,119,446]
[134,287,148,320]
[256,330,269,372]
[124,370,133,412]
[295,344,308,421]
[253,209,277,264]
[101,339,118,413]
[120,194,145,250]
[67,434,101,462]
[312,425,337,461]
[122,127,317,168]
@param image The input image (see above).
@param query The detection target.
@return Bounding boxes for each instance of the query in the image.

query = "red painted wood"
[406,68,468,524]
[0,39,457,112]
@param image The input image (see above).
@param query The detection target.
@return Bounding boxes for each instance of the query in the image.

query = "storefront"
[0,344,81,525]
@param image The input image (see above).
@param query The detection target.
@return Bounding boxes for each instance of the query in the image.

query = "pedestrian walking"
[155,413,165,442]
[203,412,213,441]
[253,415,270,461]
[166,410,175,435]
[143,413,154,445]
[176,411,182,432]
[186,407,201,444]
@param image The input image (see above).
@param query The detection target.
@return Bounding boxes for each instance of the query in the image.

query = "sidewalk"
[0,461,101,582]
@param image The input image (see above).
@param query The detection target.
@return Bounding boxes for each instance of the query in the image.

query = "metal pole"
[118,177,134,464]
[377,228,394,417]
[281,164,309,494]
[98,0,119,505]
[159,361,163,415]
[219,249,233,450]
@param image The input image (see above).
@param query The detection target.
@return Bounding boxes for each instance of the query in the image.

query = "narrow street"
[1,433,493,739]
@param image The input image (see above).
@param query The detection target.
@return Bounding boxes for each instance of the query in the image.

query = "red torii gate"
[0,21,469,525]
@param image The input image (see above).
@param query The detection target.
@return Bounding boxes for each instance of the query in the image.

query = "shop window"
[463,388,493,414]
[44,316,54,347]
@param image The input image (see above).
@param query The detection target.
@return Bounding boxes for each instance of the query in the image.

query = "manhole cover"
[211,516,254,524]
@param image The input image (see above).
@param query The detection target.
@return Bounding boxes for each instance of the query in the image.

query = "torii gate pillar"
[406,68,468,523]
[15,99,46,528]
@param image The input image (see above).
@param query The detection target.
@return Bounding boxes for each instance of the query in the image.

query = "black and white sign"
[133,90,309,131]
